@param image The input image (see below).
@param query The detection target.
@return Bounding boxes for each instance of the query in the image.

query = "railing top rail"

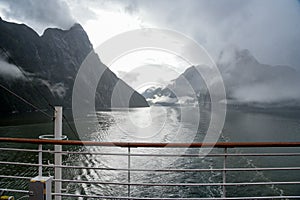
[0,137,300,148]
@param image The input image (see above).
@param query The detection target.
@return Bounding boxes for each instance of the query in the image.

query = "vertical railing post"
[54,106,62,200]
[128,146,131,197]
[222,147,227,198]
[38,144,43,177]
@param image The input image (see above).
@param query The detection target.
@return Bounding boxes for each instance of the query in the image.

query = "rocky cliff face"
[217,48,300,106]
[0,18,148,114]
[144,48,300,107]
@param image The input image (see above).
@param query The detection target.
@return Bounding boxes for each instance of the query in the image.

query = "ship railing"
[0,137,300,199]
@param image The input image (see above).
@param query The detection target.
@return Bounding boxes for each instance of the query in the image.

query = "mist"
[1,0,299,106]
[0,0,75,34]
[1,0,299,67]
[218,47,300,105]
[0,58,24,80]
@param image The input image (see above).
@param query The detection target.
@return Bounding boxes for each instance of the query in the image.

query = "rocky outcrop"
[0,18,148,114]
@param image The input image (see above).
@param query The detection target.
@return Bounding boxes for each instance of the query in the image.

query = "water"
[0,106,300,198]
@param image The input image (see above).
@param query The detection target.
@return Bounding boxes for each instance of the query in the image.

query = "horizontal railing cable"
[2,147,300,158]
[1,175,299,188]
[0,188,29,194]
[52,178,300,187]
[1,160,300,172]
[0,175,31,180]
[51,193,300,200]
[1,137,300,199]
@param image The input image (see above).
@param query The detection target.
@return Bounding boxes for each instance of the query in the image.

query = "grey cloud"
[117,70,140,84]
[1,0,299,69]
[0,58,25,79]
[128,0,300,68]
[66,0,98,23]
[124,0,139,15]
[218,47,300,104]
[41,80,67,98]
[64,0,139,26]
[0,0,75,33]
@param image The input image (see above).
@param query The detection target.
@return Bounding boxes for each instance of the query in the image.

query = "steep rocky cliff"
[0,18,148,114]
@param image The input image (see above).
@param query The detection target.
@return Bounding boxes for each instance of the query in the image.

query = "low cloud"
[0,58,25,79]
[41,80,67,98]
[117,70,140,84]
[146,47,300,106]
[148,95,178,105]
[218,47,300,105]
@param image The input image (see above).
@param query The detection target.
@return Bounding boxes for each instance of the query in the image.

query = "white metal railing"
[0,138,300,199]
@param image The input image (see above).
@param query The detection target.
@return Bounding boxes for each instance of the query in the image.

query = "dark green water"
[0,106,300,199]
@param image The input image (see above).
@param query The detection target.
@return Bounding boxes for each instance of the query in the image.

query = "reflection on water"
[0,106,300,198]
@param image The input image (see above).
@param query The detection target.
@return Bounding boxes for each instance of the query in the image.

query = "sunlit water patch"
[0,106,300,198]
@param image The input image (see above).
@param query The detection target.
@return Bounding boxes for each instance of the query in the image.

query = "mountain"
[142,66,211,106]
[0,18,148,114]
[143,48,300,107]
[218,48,300,106]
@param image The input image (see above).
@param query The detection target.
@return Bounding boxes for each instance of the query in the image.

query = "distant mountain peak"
[42,22,85,36]
[70,23,84,30]
[0,18,148,113]
[218,47,260,71]
[144,47,300,107]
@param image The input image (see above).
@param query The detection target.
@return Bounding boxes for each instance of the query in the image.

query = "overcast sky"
[0,0,299,69]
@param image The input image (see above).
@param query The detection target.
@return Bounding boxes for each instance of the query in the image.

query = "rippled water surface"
[0,106,300,199]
